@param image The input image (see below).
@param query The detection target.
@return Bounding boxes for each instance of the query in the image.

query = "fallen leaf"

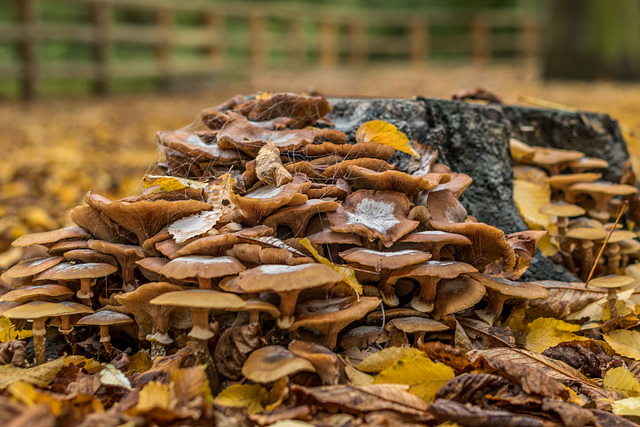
[525,318,586,354]
[143,175,207,193]
[355,120,420,157]
[214,323,266,381]
[135,381,170,412]
[64,356,103,374]
[100,364,131,390]
[356,347,423,373]
[611,396,640,418]
[542,340,625,378]
[255,141,293,187]
[0,356,64,389]
[512,179,556,256]
[168,210,222,244]
[0,316,32,343]
[299,237,362,296]
[527,281,606,318]
[604,330,640,360]
[604,367,640,398]
[374,355,455,403]
[458,318,516,349]
[215,384,268,414]
[429,399,548,427]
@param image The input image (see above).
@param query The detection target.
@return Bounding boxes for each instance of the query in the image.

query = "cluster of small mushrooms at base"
[5,91,640,426]
[511,138,640,318]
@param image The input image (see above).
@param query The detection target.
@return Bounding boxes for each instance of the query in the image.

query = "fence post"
[250,12,267,68]
[19,0,37,100]
[156,7,173,91]
[92,0,110,96]
[520,17,539,64]
[287,18,304,67]
[471,16,490,66]
[348,19,365,67]
[410,18,428,68]
[205,11,223,69]
[320,19,338,68]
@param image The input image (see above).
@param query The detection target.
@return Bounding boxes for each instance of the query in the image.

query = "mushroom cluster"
[512,138,640,313]
[1,93,550,396]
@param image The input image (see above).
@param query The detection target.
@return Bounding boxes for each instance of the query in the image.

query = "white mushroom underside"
[245,185,283,199]
[345,199,400,234]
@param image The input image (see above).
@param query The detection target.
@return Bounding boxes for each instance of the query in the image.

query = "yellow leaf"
[299,237,362,296]
[355,120,420,157]
[0,356,64,389]
[356,347,424,373]
[126,351,153,375]
[215,384,268,415]
[604,367,640,397]
[345,365,374,385]
[64,355,103,374]
[525,318,586,354]
[0,316,32,343]
[510,138,534,163]
[604,330,640,360]
[373,355,455,403]
[136,381,170,412]
[172,365,212,406]
[612,396,640,417]
[100,364,131,390]
[142,175,207,193]
[513,180,556,257]
[8,381,64,415]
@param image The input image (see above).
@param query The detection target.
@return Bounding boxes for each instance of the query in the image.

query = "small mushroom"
[57,301,94,336]
[242,345,316,384]
[433,275,486,319]
[48,239,90,256]
[76,309,134,356]
[87,240,146,292]
[3,301,75,364]
[567,182,638,221]
[263,199,340,238]
[470,273,549,325]
[289,296,381,349]
[63,249,117,266]
[4,256,64,283]
[526,147,585,176]
[160,256,246,290]
[288,339,345,385]
[338,326,389,362]
[587,275,635,318]
[568,157,609,174]
[339,248,431,306]
[228,298,281,325]
[35,262,117,307]
[565,227,608,281]
[385,317,449,346]
[597,230,637,275]
[545,173,601,202]
[539,203,586,253]
[399,231,471,260]
[387,261,477,313]
[11,227,91,249]
[1,284,74,302]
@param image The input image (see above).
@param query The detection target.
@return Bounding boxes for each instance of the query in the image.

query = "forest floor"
[0,62,639,250]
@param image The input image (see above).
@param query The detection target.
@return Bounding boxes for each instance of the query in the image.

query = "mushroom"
[288,340,345,385]
[231,92,331,127]
[302,141,395,160]
[136,257,171,282]
[328,189,419,248]
[173,225,272,258]
[567,182,638,221]
[241,345,316,387]
[156,131,248,169]
[597,230,637,275]
[11,227,91,249]
[76,309,134,356]
[289,296,381,349]
[47,239,90,256]
[228,298,281,325]
[87,240,146,292]
[526,146,585,175]
[385,317,449,346]
[339,248,431,306]
[321,158,395,180]
[565,227,608,281]
[35,262,117,307]
[387,261,477,313]
[160,256,246,290]
[337,326,389,362]
[69,205,136,244]
[263,199,340,238]
[432,275,486,319]
[587,275,635,319]
[539,202,586,253]
[342,166,449,199]
[3,301,75,364]
[232,264,344,328]
[399,231,471,260]
[568,157,609,174]
[115,282,191,358]
[1,284,74,302]
[470,273,549,325]
[3,256,64,284]
[620,239,640,268]
[545,173,601,202]
[63,249,117,266]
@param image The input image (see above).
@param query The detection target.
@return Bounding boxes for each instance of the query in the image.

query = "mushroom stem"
[191,338,220,395]
[578,241,594,282]
[411,277,441,313]
[189,308,214,340]
[77,278,95,307]
[608,289,619,319]
[475,291,508,325]
[605,243,621,275]
[121,261,137,293]
[278,290,302,329]
[379,270,399,307]
[150,341,166,359]
[99,325,113,356]
[556,216,570,253]
[249,310,260,325]
[197,276,212,290]
[32,318,47,365]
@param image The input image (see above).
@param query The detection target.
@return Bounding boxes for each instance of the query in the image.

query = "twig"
[585,202,627,285]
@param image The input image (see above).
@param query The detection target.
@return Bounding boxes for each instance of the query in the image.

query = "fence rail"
[0,0,542,99]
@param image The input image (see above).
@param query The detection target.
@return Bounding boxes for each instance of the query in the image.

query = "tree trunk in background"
[543,0,640,80]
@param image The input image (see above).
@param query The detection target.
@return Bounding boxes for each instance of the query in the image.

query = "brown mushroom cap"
[307,229,362,246]
[242,345,316,383]
[290,296,381,349]
[1,284,74,302]
[432,275,486,318]
[3,300,76,320]
[388,261,478,284]
[539,203,586,218]
[76,309,134,326]
[4,256,64,279]
[156,131,248,167]
[233,92,331,126]
[385,317,449,334]
[568,157,609,173]
[529,147,585,171]
[288,339,344,385]
[328,189,419,248]
[48,240,90,256]
[600,230,637,244]
[339,248,432,271]
[63,249,118,266]
[469,273,549,299]
[321,158,395,179]
[12,227,91,248]
[400,231,471,246]
[263,199,340,238]
[587,275,635,289]
[565,227,608,241]
[69,205,136,244]
[228,298,281,322]
[160,256,246,288]
[545,173,602,190]
[343,166,450,197]
[301,141,395,159]
[35,262,117,282]
[621,239,640,255]
[235,264,343,294]
[150,289,246,310]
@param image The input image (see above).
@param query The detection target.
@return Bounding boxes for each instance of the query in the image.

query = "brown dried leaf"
[0,340,26,367]
[428,399,553,427]
[417,342,470,373]
[458,318,516,349]
[526,281,606,318]
[436,373,541,408]
[541,340,625,378]
[214,323,266,381]
[0,356,65,389]
[255,141,293,187]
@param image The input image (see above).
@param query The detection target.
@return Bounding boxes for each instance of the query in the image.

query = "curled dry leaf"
[215,384,268,415]
[214,322,266,381]
[604,330,640,360]
[0,356,65,389]
[525,318,587,354]
[458,318,516,349]
[168,210,223,244]
[255,141,293,187]
[604,367,640,398]
[428,399,550,427]
[0,340,26,367]
[542,340,625,379]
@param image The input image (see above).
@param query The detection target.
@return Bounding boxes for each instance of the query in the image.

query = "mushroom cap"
[76,309,134,326]
[545,173,601,189]
[384,317,449,333]
[69,205,136,245]
[58,301,94,315]
[160,255,246,280]
[150,289,246,310]
[433,275,486,318]
[35,262,117,281]
[156,131,248,166]
[468,272,549,299]
[235,264,343,293]
[233,92,331,125]
[242,345,316,383]
[321,158,395,179]
[136,257,171,281]
[263,199,340,236]
[339,248,432,271]
[12,227,91,248]
[63,249,117,266]
[328,190,419,248]
[343,166,450,196]
[569,181,639,197]
[538,203,586,218]
[288,339,343,385]
[530,146,584,166]
[620,239,640,255]
[601,230,637,244]
[565,227,608,241]
[291,296,381,331]
[0,301,21,317]
[1,284,74,302]
[399,230,471,246]
[301,141,395,159]
[4,256,64,279]
[228,298,281,318]
[3,301,76,320]
[87,239,146,261]
[587,275,635,289]
[307,229,362,246]
[231,177,311,224]
[568,157,609,172]
[388,261,478,284]
[48,240,90,256]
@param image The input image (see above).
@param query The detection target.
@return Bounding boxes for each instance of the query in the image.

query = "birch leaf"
[0,316,32,343]
[299,237,362,296]
[525,317,587,353]
[215,384,268,414]
[356,120,420,157]
[143,175,207,192]
[356,347,424,373]
[604,367,640,398]
[0,356,64,389]
[604,330,640,360]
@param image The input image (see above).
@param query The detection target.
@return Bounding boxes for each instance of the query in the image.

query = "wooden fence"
[0,0,542,99]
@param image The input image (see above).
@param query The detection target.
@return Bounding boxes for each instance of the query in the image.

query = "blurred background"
[0,0,639,252]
